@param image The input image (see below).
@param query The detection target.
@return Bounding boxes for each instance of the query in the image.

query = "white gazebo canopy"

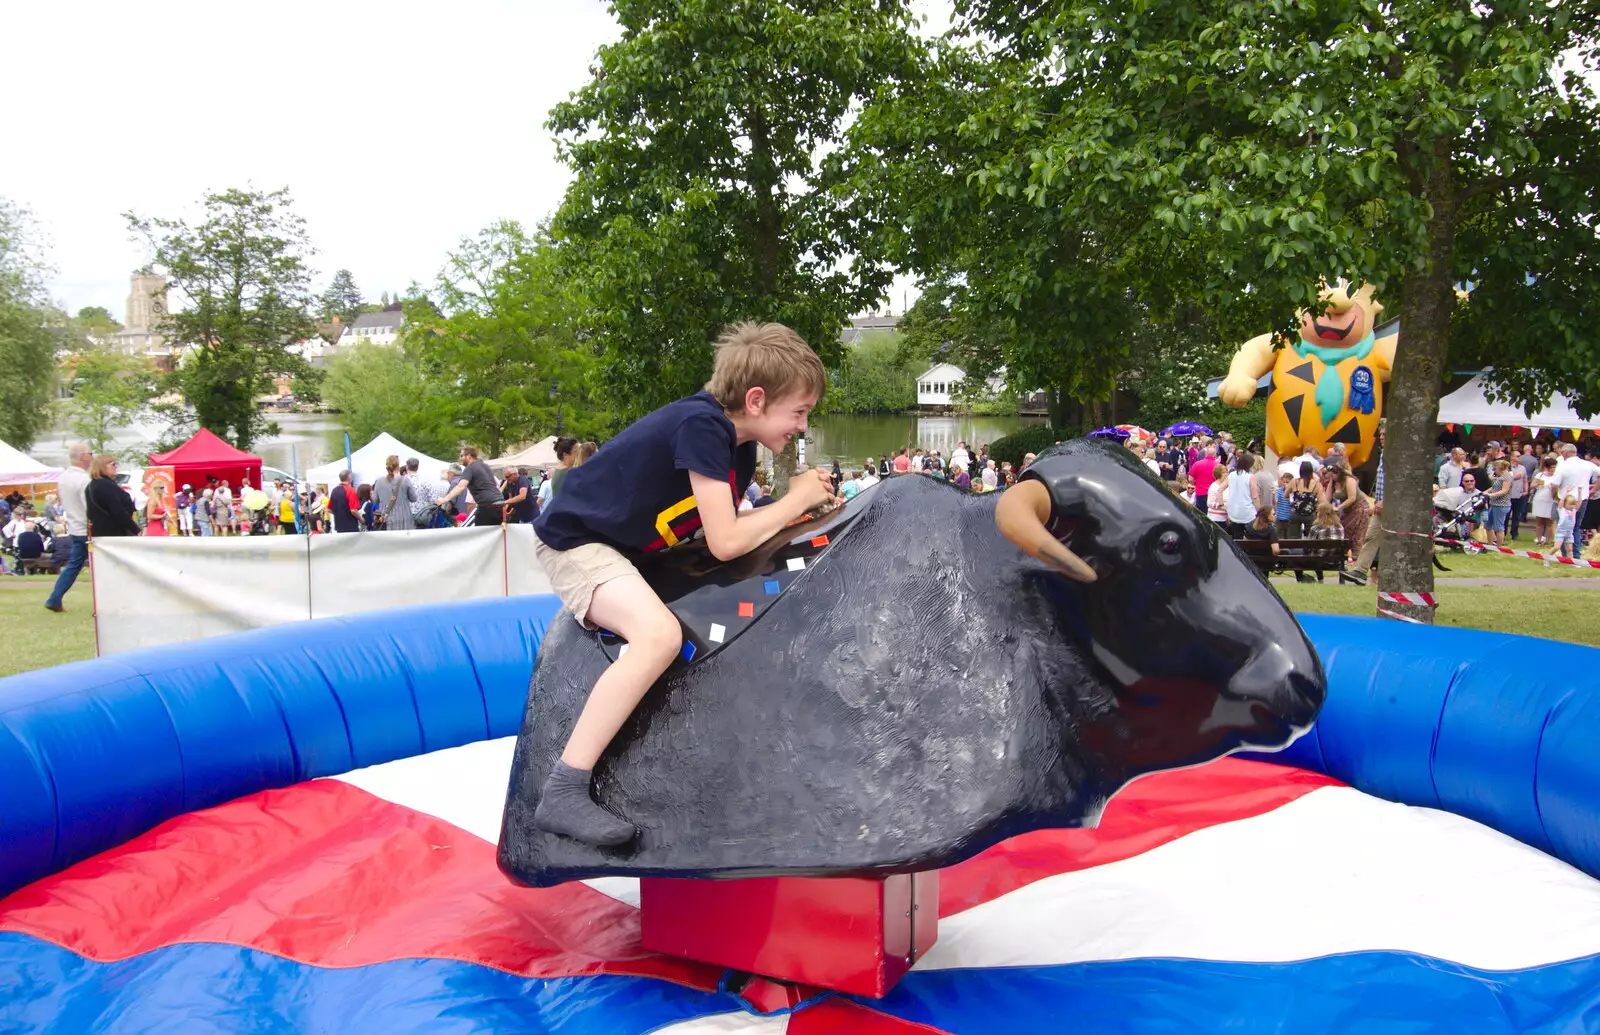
[302,433,456,488]
[489,435,559,472]
[0,439,63,486]
[1437,375,1600,432]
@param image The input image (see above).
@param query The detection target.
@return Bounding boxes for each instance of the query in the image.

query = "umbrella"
[242,489,270,512]
[1087,426,1130,439]
[1115,424,1154,443]
[1161,421,1213,437]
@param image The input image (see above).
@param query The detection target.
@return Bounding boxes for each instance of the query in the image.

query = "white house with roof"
[916,363,1009,406]
[338,308,405,347]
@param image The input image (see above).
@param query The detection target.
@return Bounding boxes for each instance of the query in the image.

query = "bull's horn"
[996,479,1097,583]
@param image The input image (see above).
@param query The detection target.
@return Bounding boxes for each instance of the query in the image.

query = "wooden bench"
[1236,537,1356,581]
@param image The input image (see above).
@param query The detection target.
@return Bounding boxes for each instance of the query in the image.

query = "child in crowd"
[1553,492,1581,563]
[1273,472,1295,539]
[529,322,837,845]
[1297,502,1346,583]
[1309,502,1345,540]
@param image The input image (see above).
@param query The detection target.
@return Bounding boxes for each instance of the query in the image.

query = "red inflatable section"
[0,757,1340,1014]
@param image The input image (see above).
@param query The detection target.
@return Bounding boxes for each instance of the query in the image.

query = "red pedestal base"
[639,872,939,999]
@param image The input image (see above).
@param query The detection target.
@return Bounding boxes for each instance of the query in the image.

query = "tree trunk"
[1046,388,1070,429]
[772,437,798,497]
[1382,140,1458,624]
[748,108,781,298]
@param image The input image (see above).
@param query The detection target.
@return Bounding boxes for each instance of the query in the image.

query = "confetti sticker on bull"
[786,557,806,572]
[707,623,726,644]
[737,602,754,618]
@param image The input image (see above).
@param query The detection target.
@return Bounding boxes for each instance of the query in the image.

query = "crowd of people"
[18,424,1599,610]
[1158,429,1600,575]
[831,440,1020,497]
[0,488,73,576]
[1431,441,1600,561]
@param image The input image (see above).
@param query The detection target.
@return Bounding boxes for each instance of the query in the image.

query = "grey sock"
[533,761,636,846]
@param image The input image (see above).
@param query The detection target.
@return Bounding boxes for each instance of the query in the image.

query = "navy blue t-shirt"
[534,391,757,554]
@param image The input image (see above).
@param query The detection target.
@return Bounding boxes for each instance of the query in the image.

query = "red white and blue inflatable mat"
[2,600,1599,1033]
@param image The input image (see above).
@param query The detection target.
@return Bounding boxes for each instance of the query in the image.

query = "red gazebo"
[149,428,263,491]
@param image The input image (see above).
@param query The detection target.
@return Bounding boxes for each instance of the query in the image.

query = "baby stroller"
[1432,486,1488,549]
[243,497,273,536]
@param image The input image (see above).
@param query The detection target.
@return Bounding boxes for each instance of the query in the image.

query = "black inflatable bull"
[500,439,1324,886]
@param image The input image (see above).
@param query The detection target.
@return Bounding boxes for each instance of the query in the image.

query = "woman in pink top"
[1190,448,1219,512]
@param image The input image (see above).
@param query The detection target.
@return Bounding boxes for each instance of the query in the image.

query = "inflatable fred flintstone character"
[1218,281,1398,469]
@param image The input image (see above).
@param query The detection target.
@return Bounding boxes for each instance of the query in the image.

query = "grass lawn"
[0,558,1594,681]
[1276,580,1600,648]
[0,573,96,677]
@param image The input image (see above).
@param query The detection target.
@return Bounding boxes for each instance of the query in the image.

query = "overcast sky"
[4,1,627,316]
[3,1,948,322]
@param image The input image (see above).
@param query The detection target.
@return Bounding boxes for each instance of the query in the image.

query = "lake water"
[799,413,1046,471]
[32,411,356,475]
[32,410,1046,475]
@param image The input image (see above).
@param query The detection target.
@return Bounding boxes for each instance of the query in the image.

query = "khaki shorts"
[532,537,639,628]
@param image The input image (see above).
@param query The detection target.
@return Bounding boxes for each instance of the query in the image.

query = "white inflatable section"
[923,787,1600,972]
[332,740,1600,976]
[654,1013,790,1035]
[92,526,552,654]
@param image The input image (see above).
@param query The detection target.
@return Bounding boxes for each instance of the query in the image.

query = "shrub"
[990,423,1081,467]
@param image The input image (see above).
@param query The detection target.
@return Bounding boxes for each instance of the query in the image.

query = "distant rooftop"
[840,313,900,345]
[348,310,404,332]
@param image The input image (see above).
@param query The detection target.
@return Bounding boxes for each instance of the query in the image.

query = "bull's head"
[997,440,1324,770]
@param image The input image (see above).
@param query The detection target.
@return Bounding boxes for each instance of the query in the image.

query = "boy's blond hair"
[704,322,826,413]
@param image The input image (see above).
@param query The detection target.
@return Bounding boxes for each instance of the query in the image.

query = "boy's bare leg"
[534,573,682,845]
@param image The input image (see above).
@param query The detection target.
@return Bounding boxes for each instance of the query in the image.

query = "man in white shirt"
[1437,448,1466,489]
[1554,444,1598,532]
[1280,447,1320,478]
[45,442,92,613]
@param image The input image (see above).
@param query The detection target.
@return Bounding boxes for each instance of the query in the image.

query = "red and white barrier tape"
[1388,529,1600,569]
[1376,607,1428,624]
[1378,591,1437,607]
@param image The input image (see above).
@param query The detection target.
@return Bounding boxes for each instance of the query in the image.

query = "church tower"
[125,273,168,331]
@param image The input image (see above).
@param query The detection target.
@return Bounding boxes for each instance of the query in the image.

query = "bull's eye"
[1156,530,1183,565]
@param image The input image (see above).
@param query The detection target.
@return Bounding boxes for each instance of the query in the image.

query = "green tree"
[322,341,455,458]
[550,0,921,490]
[62,349,158,452]
[826,330,920,414]
[842,35,1192,432]
[406,221,608,454]
[871,0,1600,621]
[127,186,318,450]
[76,306,123,335]
[0,198,60,450]
[318,269,364,325]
